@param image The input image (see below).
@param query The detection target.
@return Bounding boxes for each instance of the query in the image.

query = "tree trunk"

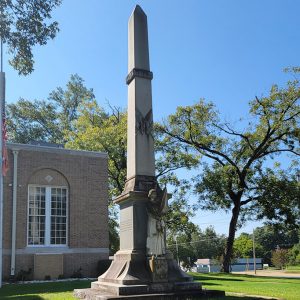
[222,203,240,273]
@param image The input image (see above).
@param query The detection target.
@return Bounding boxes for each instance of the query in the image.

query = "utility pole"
[253,229,256,275]
[175,236,179,266]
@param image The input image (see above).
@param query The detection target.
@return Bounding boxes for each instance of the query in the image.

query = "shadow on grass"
[0,294,272,300]
[1,296,44,300]
[214,297,275,300]
[191,274,243,282]
[0,280,91,298]
[199,282,219,286]
[191,271,300,283]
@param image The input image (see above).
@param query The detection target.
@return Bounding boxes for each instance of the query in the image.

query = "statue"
[146,187,168,256]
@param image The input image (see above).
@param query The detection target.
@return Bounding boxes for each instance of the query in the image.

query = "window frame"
[27,184,69,247]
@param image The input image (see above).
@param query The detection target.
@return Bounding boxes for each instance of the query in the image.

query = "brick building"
[2,142,109,280]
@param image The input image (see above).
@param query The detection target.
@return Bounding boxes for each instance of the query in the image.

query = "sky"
[3,0,300,235]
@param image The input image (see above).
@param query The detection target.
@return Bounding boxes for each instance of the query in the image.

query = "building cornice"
[7,143,108,159]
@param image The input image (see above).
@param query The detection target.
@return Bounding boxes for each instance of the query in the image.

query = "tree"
[254,225,299,265]
[157,69,300,272]
[288,243,300,266]
[168,233,197,269]
[65,101,127,201]
[194,227,226,260]
[254,169,300,227]
[167,226,226,269]
[233,233,253,258]
[271,248,289,269]
[7,74,94,144]
[233,233,263,259]
[0,0,62,75]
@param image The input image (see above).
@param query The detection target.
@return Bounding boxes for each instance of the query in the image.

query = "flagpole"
[0,36,5,288]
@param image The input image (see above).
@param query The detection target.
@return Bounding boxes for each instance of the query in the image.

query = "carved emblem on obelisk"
[136,108,153,136]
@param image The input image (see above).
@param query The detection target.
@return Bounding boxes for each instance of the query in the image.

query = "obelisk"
[125,4,155,190]
[127,5,155,179]
[115,5,157,255]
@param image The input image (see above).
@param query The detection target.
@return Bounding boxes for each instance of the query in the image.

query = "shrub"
[15,268,32,281]
[271,248,289,269]
[71,267,82,278]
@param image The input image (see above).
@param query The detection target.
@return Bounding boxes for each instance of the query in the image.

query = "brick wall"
[2,144,109,279]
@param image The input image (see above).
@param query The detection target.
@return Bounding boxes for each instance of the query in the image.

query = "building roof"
[196,259,211,265]
[7,142,108,159]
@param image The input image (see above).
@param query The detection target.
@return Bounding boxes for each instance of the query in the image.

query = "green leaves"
[66,103,127,200]
[7,74,93,144]
[233,233,264,258]
[167,226,226,268]
[160,69,300,225]
[0,0,62,75]
[160,68,300,272]
[254,169,300,228]
[159,100,225,153]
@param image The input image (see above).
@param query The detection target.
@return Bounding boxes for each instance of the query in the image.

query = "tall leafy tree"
[254,225,299,265]
[194,226,226,261]
[167,226,226,268]
[0,0,62,75]
[233,233,264,259]
[7,74,94,143]
[157,69,300,272]
[66,101,127,200]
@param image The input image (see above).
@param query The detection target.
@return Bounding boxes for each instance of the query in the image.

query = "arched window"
[27,169,69,246]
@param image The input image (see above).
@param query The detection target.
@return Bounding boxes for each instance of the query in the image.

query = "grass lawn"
[285,266,300,274]
[0,273,299,300]
[0,280,91,300]
[191,272,300,300]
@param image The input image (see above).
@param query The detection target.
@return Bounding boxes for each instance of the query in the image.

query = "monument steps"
[91,281,149,295]
[89,280,202,296]
[74,287,225,300]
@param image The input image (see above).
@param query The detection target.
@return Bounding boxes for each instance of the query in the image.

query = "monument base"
[73,250,225,299]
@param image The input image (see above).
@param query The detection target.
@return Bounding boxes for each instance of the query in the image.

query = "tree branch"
[240,196,260,206]
[213,122,254,151]
[161,125,238,168]
[258,148,300,158]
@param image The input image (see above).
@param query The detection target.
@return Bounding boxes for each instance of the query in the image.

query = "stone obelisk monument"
[75,5,224,299]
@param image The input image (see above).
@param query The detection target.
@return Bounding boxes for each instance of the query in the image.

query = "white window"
[28,186,68,246]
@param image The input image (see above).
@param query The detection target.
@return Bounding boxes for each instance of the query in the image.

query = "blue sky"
[3,0,300,235]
